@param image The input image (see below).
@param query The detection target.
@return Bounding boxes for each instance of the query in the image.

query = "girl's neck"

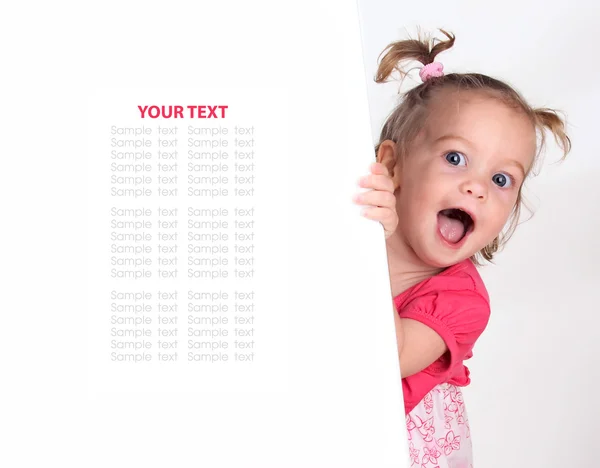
[385,231,447,298]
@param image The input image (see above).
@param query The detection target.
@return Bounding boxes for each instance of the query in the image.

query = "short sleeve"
[399,289,490,374]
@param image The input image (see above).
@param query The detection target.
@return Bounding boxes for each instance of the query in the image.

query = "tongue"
[438,213,465,243]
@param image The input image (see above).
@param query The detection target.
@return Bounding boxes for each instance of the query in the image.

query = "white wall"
[356,1,600,466]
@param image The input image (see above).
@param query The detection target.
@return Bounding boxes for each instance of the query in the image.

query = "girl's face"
[393,90,536,268]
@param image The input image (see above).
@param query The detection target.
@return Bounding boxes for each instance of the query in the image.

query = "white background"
[357,0,600,466]
[2,1,409,467]
[2,1,598,467]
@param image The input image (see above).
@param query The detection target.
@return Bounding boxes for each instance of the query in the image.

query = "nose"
[460,178,488,201]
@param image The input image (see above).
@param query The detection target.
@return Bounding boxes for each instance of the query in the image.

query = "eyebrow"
[504,159,526,177]
[434,134,476,150]
[434,134,526,177]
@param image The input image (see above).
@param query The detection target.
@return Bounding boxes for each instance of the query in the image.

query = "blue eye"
[445,151,466,166]
[492,173,513,188]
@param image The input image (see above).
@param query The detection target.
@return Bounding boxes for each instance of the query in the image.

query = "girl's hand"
[353,162,399,239]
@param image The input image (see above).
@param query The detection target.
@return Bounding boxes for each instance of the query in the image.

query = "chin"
[412,244,458,269]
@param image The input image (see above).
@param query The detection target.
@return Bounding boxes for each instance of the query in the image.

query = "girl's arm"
[393,304,447,378]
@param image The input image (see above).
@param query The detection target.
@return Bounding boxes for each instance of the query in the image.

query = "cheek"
[397,184,429,217]
[499,188,520,215]
[486,193,518,231]
[403,167,440,199]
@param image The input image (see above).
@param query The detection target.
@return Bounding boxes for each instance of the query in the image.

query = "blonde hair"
[374,28,572,266]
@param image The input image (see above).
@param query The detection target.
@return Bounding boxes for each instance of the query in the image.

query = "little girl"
[353,29,571,467]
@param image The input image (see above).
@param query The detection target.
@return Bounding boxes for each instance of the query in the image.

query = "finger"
[361,206,398,225]
[354,190,397,209]
[370,161,390,177]
[358,173,395,193]
[361,205,397,219]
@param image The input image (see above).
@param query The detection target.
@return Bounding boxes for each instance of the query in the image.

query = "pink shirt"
[393,258,491,414]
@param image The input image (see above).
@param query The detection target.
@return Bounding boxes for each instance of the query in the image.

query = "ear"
[376,140,402,190]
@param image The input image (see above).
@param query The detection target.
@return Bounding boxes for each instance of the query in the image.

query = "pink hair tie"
[419,62,444,82]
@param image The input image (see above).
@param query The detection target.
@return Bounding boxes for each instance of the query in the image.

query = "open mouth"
[437,208,475,245]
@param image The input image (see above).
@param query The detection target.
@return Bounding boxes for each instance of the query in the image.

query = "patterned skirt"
[405,383,473,468]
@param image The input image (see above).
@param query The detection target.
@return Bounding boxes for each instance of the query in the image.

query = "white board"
[82,1,409,467]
